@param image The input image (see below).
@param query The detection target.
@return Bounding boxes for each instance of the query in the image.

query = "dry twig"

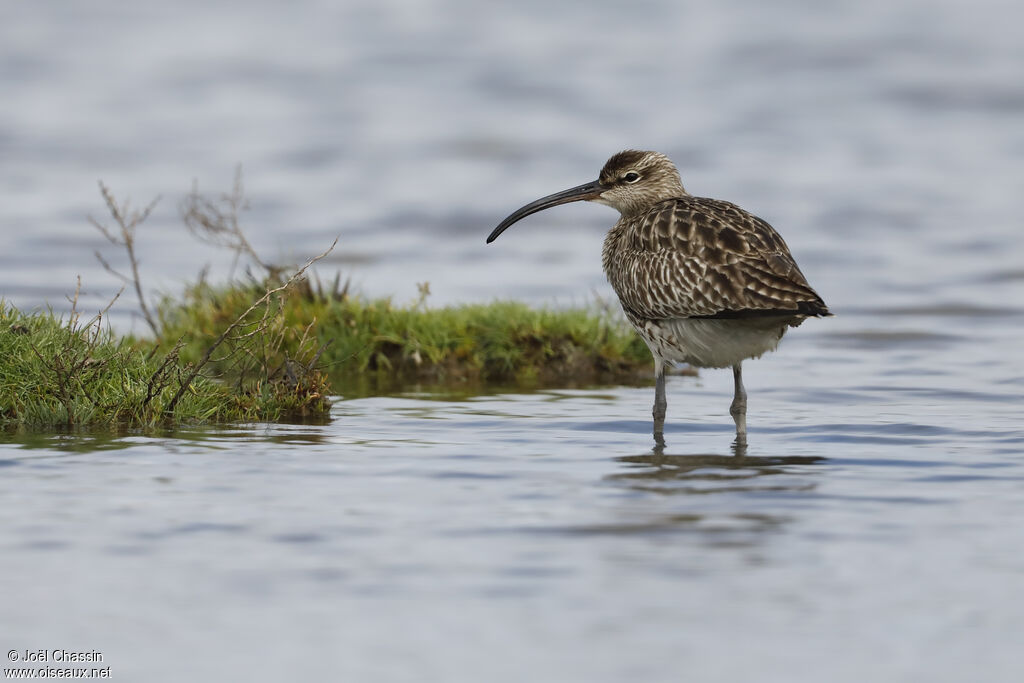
[89,181,161,336]
[180,167,279,277]
[165,237,338,414]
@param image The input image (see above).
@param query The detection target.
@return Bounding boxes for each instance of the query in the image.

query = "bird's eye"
[623,172,641,183]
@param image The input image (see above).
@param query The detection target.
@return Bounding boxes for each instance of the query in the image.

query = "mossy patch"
[0,302,329,430]
[154,278,658,395]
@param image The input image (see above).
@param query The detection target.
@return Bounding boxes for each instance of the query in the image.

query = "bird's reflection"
[655,432,751,457]
[592,441,825,546]
[611,435,826,494]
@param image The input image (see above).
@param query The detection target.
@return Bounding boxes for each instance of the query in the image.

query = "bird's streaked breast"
[603,196,828,321]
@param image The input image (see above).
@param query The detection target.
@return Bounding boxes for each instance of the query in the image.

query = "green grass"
[155,278,656,395]
[1,274,659,429]
[0,302,329,429]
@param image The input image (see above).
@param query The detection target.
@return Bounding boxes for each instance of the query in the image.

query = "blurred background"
[2,2,1023,682]
[2,0,1021,329]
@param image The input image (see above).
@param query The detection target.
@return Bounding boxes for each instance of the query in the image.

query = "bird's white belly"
[632,316,793,369]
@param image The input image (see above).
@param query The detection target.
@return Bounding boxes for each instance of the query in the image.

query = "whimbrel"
[486,150,829,446]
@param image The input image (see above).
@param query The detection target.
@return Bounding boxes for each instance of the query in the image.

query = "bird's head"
[486,150,687,243]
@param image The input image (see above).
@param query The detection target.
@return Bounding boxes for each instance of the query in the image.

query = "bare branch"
[143,337,185,409]
[88,216,119,244]
[180,167,279,277]
[90,181,161,336]
[81,286,125,331]
[94,250,129,283]
[165,237,338,414]
[65,275,82,322]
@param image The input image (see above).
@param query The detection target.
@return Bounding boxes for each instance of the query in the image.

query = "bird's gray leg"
[730,363,747,445]
[653,357,667,446]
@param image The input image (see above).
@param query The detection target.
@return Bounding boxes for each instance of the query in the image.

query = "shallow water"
[3,323,1022,681]
[2,0,1024,681]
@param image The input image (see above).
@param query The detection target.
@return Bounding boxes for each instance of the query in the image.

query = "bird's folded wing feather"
[611,197,829,320]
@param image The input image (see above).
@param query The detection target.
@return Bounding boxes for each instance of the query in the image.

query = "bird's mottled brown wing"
[605,197,829,320]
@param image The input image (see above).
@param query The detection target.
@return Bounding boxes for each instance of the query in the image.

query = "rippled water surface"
[2,0,1023,681]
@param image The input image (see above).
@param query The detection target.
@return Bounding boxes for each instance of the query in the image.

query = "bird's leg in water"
[653,358,667,446]
[731,363,747,446]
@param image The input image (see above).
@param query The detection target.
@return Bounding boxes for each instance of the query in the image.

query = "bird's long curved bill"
[486,180,604,243]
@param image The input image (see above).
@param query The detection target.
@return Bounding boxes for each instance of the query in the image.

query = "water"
[2,0,1023,681]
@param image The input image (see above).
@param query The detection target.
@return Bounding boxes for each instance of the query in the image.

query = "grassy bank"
[2,281,658,429]
[0,302,330,429]
[155,278,657,395]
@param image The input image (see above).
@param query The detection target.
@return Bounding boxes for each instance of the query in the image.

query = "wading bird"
[486,150,829,447]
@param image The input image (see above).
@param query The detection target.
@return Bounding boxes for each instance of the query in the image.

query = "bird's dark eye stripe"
[623,172,641,183]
